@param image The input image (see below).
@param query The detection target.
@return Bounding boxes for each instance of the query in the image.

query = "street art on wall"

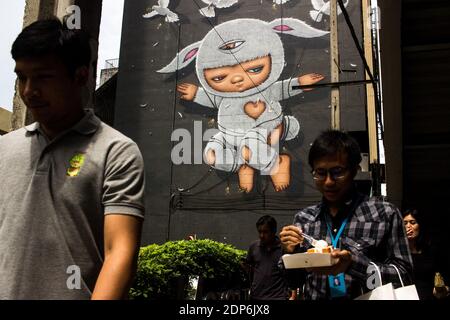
[115,0,367,243]
[158,18,329,192]
[198,0,239,18]
[143,0,179,23]
[273,0,294,5]
[310,0,349,22]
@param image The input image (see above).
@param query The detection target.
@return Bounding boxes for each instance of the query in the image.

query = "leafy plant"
[129,239,248,300]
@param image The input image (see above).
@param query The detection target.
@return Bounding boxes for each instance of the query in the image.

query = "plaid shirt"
[293,191,413,300]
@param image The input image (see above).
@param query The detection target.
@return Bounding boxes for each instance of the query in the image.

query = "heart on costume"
[244,100,266,120]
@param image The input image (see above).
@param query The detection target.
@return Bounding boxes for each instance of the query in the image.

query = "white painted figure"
[199,0,239,18]
[273,0,292,5]
[159,18,328,192]
[310,0,349,23]
[143,0,179,23]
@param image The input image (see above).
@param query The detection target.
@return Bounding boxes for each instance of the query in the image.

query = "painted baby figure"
[178,56,323,192]
[159,18,328,192]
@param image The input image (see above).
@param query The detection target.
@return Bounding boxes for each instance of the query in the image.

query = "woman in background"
[403,209,449,299]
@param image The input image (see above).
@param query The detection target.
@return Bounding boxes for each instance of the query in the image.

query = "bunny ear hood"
[158,18,328,98]
[196,19,285,98]
[157,41,202,73]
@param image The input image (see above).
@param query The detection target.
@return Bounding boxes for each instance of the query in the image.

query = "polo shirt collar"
[24,109,100,136]
[24,122,40,133]
[72,109,100,135]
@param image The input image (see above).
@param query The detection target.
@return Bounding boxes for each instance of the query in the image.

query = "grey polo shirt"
[0,110,145,299]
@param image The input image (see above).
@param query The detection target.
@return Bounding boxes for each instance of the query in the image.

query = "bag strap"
[390,264,405,287]
[369,262,383,286]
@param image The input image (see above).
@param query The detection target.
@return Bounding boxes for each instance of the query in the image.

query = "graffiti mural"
[158,18,328,192]
[310,0,350,22]
[198,0,239,18]
[115,0,366,244]
[143,0,179,22]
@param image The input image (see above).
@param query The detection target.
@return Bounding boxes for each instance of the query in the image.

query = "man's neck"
[261,237,278,248]
[326,189,355,217]
[41,108,85,140]
[328,199,349,217]
[329,206,340,217]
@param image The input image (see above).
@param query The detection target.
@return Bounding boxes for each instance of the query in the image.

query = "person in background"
[280,130,413,299]
[245,215,295,300]
[403,208,449,299]
[0,18,145,299]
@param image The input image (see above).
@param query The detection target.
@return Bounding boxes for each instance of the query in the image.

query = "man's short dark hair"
[308,130,362,169]
[11,18,91,76]
[256,215,277,234]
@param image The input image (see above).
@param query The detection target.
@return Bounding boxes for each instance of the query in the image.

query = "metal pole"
[330,0,340,130]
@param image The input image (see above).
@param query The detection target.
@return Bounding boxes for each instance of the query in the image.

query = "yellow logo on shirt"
[67,153,85,177]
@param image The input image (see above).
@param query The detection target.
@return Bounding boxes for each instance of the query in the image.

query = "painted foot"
[267,123,283,146]
[241,146,251,162]
[205,149,216,166]
[270,154,291,192]
[238,165,255,193]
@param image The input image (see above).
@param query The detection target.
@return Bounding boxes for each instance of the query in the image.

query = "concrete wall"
[0,107,12,134]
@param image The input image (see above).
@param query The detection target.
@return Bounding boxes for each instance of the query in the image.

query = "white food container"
[282,252,338,269]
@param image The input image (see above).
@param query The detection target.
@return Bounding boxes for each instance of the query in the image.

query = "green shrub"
[129,239,248,300]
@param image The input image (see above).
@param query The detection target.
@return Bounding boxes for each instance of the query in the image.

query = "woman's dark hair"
[11,18,91,77]
[402,208,430,252]
[256,215,277,234]
[308,130,362,169]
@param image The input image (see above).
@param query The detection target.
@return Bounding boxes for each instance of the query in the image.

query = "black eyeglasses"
[311,166,348,181]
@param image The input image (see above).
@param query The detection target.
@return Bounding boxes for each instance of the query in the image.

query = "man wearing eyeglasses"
[280,130,413,299]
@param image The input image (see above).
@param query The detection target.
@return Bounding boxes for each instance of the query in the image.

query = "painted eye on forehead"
[219,40,245,51]
[247,66,264,73]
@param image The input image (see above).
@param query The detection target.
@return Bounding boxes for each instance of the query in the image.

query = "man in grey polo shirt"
[0,19,145,299]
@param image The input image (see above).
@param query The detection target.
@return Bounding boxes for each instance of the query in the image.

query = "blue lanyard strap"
[325,215,349,248]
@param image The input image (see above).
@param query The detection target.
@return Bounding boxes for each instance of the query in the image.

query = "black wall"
[115,0,368,249]
[401,0,450,279]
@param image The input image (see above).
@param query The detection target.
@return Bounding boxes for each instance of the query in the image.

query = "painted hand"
[298,73,325,91]
[177,83,198,101]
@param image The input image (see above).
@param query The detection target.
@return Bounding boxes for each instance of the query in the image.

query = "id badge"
[328,273,346,298]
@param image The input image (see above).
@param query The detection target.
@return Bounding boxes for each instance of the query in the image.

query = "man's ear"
[74,66,89,86]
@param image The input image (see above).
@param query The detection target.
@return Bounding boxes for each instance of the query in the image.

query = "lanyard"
[325,215,349,248]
